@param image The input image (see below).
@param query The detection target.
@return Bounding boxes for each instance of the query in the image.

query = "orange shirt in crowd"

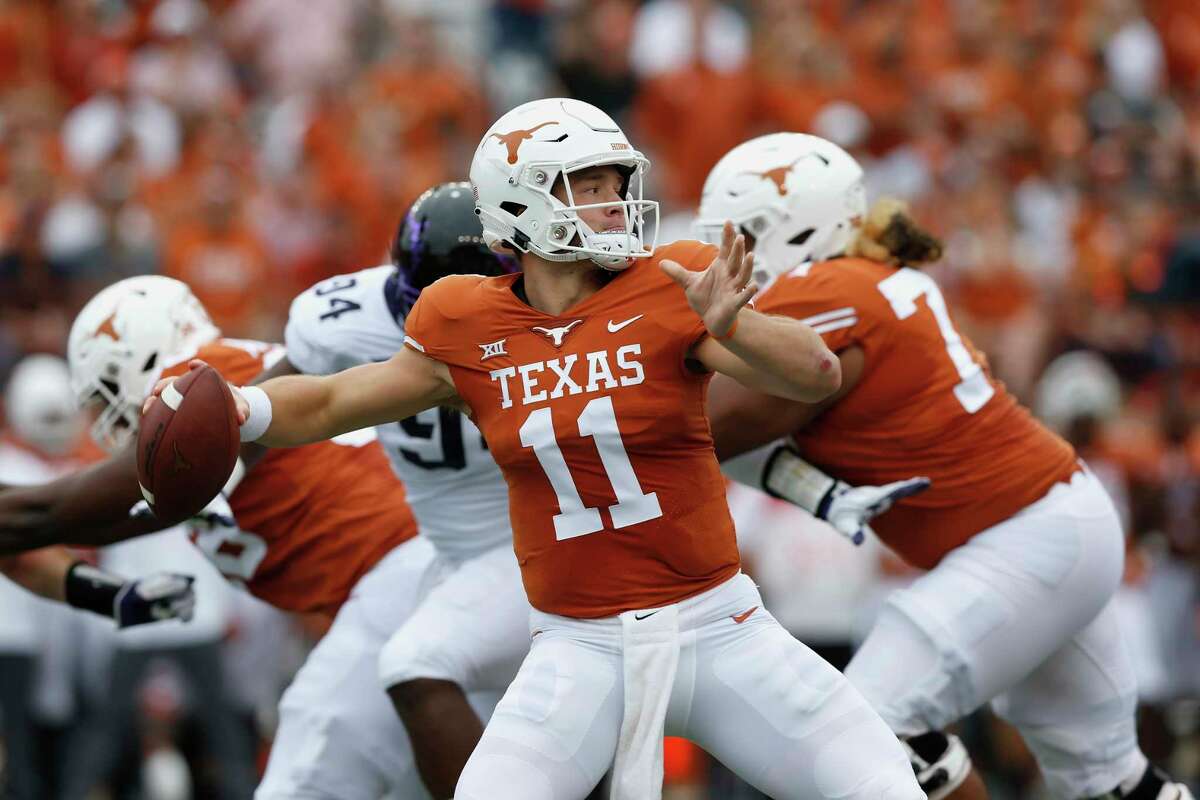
[163,222,269,336]
[0,1,50,90]
[633,67,759,207]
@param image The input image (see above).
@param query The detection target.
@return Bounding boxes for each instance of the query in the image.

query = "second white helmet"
[470,97,658,271]
[4,355,84,457]
[696,133,867,285]
[67,275,219,452]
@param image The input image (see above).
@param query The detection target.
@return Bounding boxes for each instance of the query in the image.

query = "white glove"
[114,573,196,628]
[760,445,930,545]
[820,477,931,545]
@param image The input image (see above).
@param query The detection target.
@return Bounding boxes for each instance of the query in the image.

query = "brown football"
[136,364,240,520]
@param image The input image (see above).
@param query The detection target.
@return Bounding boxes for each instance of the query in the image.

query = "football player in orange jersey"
[698,133,1193,800]
[154,98,925,800]
[285,182,925,799]
[0,275,481,799]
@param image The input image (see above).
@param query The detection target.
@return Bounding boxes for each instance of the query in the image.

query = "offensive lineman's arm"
[154,346,458,448]
[0,548,75,600]
[708,346,929,544]
[0,445,164,554]
[0,547,195,628]
[0,424,275,556]
[0,354,325,556]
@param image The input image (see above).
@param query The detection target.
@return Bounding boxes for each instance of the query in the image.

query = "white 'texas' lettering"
[586,351,617,392]
[519,363,548,405]
[490,366,516,409]
[546,354,582,398]
[492,346,646,409]
[616,344,644,387]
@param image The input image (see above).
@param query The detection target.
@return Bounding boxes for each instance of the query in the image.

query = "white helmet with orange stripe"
[470,97,658,271]
[696,133,867,285]
[67,276,219,452]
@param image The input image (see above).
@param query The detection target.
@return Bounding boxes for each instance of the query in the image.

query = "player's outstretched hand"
[144,360,249,424]
[660,220,757,338]
[114,572,196,628]
[823,477,932,545]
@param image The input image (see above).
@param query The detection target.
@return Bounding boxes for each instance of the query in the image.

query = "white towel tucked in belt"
[611,604,681,800]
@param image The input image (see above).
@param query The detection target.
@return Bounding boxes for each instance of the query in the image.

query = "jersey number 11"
[519,396,663,541]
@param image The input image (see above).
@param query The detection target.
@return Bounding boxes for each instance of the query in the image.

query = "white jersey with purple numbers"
[285,265,512,562]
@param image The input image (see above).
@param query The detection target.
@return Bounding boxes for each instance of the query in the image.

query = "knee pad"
[903,732,972,800]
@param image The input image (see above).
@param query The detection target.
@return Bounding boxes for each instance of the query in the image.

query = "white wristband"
[237,386,273,443]
[763,446,837,514]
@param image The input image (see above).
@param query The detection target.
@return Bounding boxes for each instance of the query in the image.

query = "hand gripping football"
[137,365,240,520]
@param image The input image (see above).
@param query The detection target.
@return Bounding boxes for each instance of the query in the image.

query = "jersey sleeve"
[401,276,471,364]
[754,265,865,353]
[161,341,275,384]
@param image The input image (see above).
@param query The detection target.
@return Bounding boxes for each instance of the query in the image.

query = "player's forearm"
[252,370,399,448]
[249,373,345,447]
[1,549,194,628]
[0,492,164,554]
[0,448,163,554]
[250,354,450,447]
[722,311,841,402]
[0,548,73,601]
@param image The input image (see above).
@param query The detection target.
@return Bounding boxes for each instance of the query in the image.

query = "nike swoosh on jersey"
[730,606,758,624]
[634,609,660,620]
[607,314,644,333]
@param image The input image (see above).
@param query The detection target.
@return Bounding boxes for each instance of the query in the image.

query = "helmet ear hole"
[500,201,528,217]
[789,228,816,246]
[142,353,157,372]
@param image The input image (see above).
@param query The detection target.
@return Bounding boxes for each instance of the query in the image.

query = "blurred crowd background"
[0,0,1197,798]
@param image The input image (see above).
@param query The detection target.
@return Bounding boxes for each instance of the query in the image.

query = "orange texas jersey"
[754,259,1079,570]
[162,339,417,617]
[403,241,740,618]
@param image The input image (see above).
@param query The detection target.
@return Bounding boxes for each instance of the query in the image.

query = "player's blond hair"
[846,197,943,266]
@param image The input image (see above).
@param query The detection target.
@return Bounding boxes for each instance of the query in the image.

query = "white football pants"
[456,572,924,800]
[845,469,1147,798]
[378,542,530,693]
[256,537,497,800]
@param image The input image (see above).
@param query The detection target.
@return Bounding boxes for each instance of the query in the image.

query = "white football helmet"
[4,354,84,456]
[67,275,219,452]
[1035,350,1122,434]
[470,97,658,270]
[695,133,867,286]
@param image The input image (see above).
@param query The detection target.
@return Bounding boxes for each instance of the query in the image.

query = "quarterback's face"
[555,166,626,234]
